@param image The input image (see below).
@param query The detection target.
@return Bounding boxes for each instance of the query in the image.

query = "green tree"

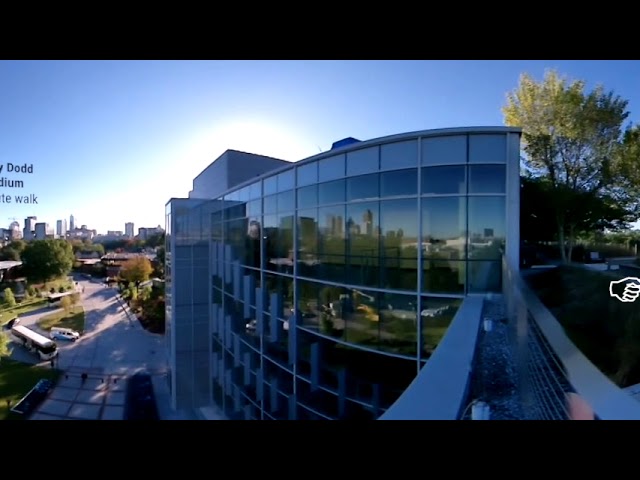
[0,247,20,261]
[60,296,72,312]
[119,256,153,284]
[504,69,639,263]
[0,331,12,364]
[3,288,16,308]
[154,246,165,277]
[21,239,74,282]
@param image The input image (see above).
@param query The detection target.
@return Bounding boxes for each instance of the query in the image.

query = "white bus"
[11,325,58,360]
[47,291,75,308]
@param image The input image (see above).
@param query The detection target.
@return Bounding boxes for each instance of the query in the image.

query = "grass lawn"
[37,306,85,333]
[0,299,48,326]
[0,359,61,420]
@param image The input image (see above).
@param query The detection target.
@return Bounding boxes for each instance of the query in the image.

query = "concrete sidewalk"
[30,372,127,420]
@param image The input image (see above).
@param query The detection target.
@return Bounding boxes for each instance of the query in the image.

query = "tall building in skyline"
[125,222,134,238]
[56,218,68,238]
[70,214,75,231]
[34,222,53,240]
[23,216,37,241]
[165,126,521,420]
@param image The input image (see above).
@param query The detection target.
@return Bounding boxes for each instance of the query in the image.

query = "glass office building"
[166,127,521,419]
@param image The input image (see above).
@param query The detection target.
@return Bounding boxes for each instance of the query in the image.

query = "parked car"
[49,327,80,342]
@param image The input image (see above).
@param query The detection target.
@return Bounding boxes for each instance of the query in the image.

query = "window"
[264,176,278,195]
[422,166,466,195]
[381,169,417,197]
[277,170,295,191]
[297,162,318,187]
[422,197,466,260]
[468,165,506,194]
[346,146,379,176]
[347,173,379,201]
[297,185,318,210]
[421,135,466,165]
[468,196,505,260]
[469,134,506,163]
[318,154,345,182]
[318,180,345,205]
[381,140,418,171]
[380,199,419,291]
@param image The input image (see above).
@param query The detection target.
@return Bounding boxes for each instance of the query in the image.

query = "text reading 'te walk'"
[0,193,38,203]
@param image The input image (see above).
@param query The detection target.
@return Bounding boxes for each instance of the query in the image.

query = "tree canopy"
[504,69,640,262]
[119,256,153,284]
[0,331,11,364]
[21,239,75,282]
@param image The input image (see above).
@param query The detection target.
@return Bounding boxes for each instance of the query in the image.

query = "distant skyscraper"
[23,216,36,241]
[56,219,68,238]
[34,222,52,240]
[70,214,75,231]
[125,222,134,238]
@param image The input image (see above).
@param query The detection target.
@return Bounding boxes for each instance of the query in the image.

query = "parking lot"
[7,274,192,420]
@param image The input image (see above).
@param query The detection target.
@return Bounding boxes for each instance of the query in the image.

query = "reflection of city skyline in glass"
[166,129,518,420]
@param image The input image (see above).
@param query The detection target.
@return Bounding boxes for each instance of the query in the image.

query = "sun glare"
[181,120,318,176]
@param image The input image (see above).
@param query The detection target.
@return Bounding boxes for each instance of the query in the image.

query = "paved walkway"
[30,372,127,420]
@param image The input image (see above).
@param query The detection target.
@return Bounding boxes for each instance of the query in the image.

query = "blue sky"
[1,60,639,234]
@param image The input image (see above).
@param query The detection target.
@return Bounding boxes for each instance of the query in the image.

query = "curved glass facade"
[166,127,521,419]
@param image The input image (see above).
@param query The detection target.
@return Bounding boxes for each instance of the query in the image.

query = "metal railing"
[502,257,640,420]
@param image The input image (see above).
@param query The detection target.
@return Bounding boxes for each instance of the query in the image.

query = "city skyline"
[5,213,159,238]
[2,60,640,233]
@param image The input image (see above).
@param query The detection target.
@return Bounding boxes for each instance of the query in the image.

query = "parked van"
[50,327,80,342]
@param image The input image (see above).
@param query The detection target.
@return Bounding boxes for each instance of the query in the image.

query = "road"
[7,274,197,419]
[9,275,166,374]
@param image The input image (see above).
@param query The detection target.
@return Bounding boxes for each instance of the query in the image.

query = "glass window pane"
[381,199,419,291]
[246,219,262,269]
[277,170,295,191]
[249,181,262,199]
[318,180,345,205]
[238,186,250,202]
[423,259,465,294]
[344,289,380,351]
[277,190,295,212]
[469,165,506,194]
[264,176,277,195]
[421,135,467,165]
[468,196,505,260]
[381,140,418,170]
[297,162,318,187]
[297,185,318,210]
[422,197,466,260]
[318,205,346,282]
[246,199,262,217]
[381,168,418,197]
[421,297,461,358]
[378,292,418,357]
[468,261,501,292]
[318,154,345,182]
[346,146,379,176]
[422,166,466,195]
[347,173,379,201]
[263,194,277,214]
[298,209,318,278]
[346,202,380,288]
[469,134,506,163]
